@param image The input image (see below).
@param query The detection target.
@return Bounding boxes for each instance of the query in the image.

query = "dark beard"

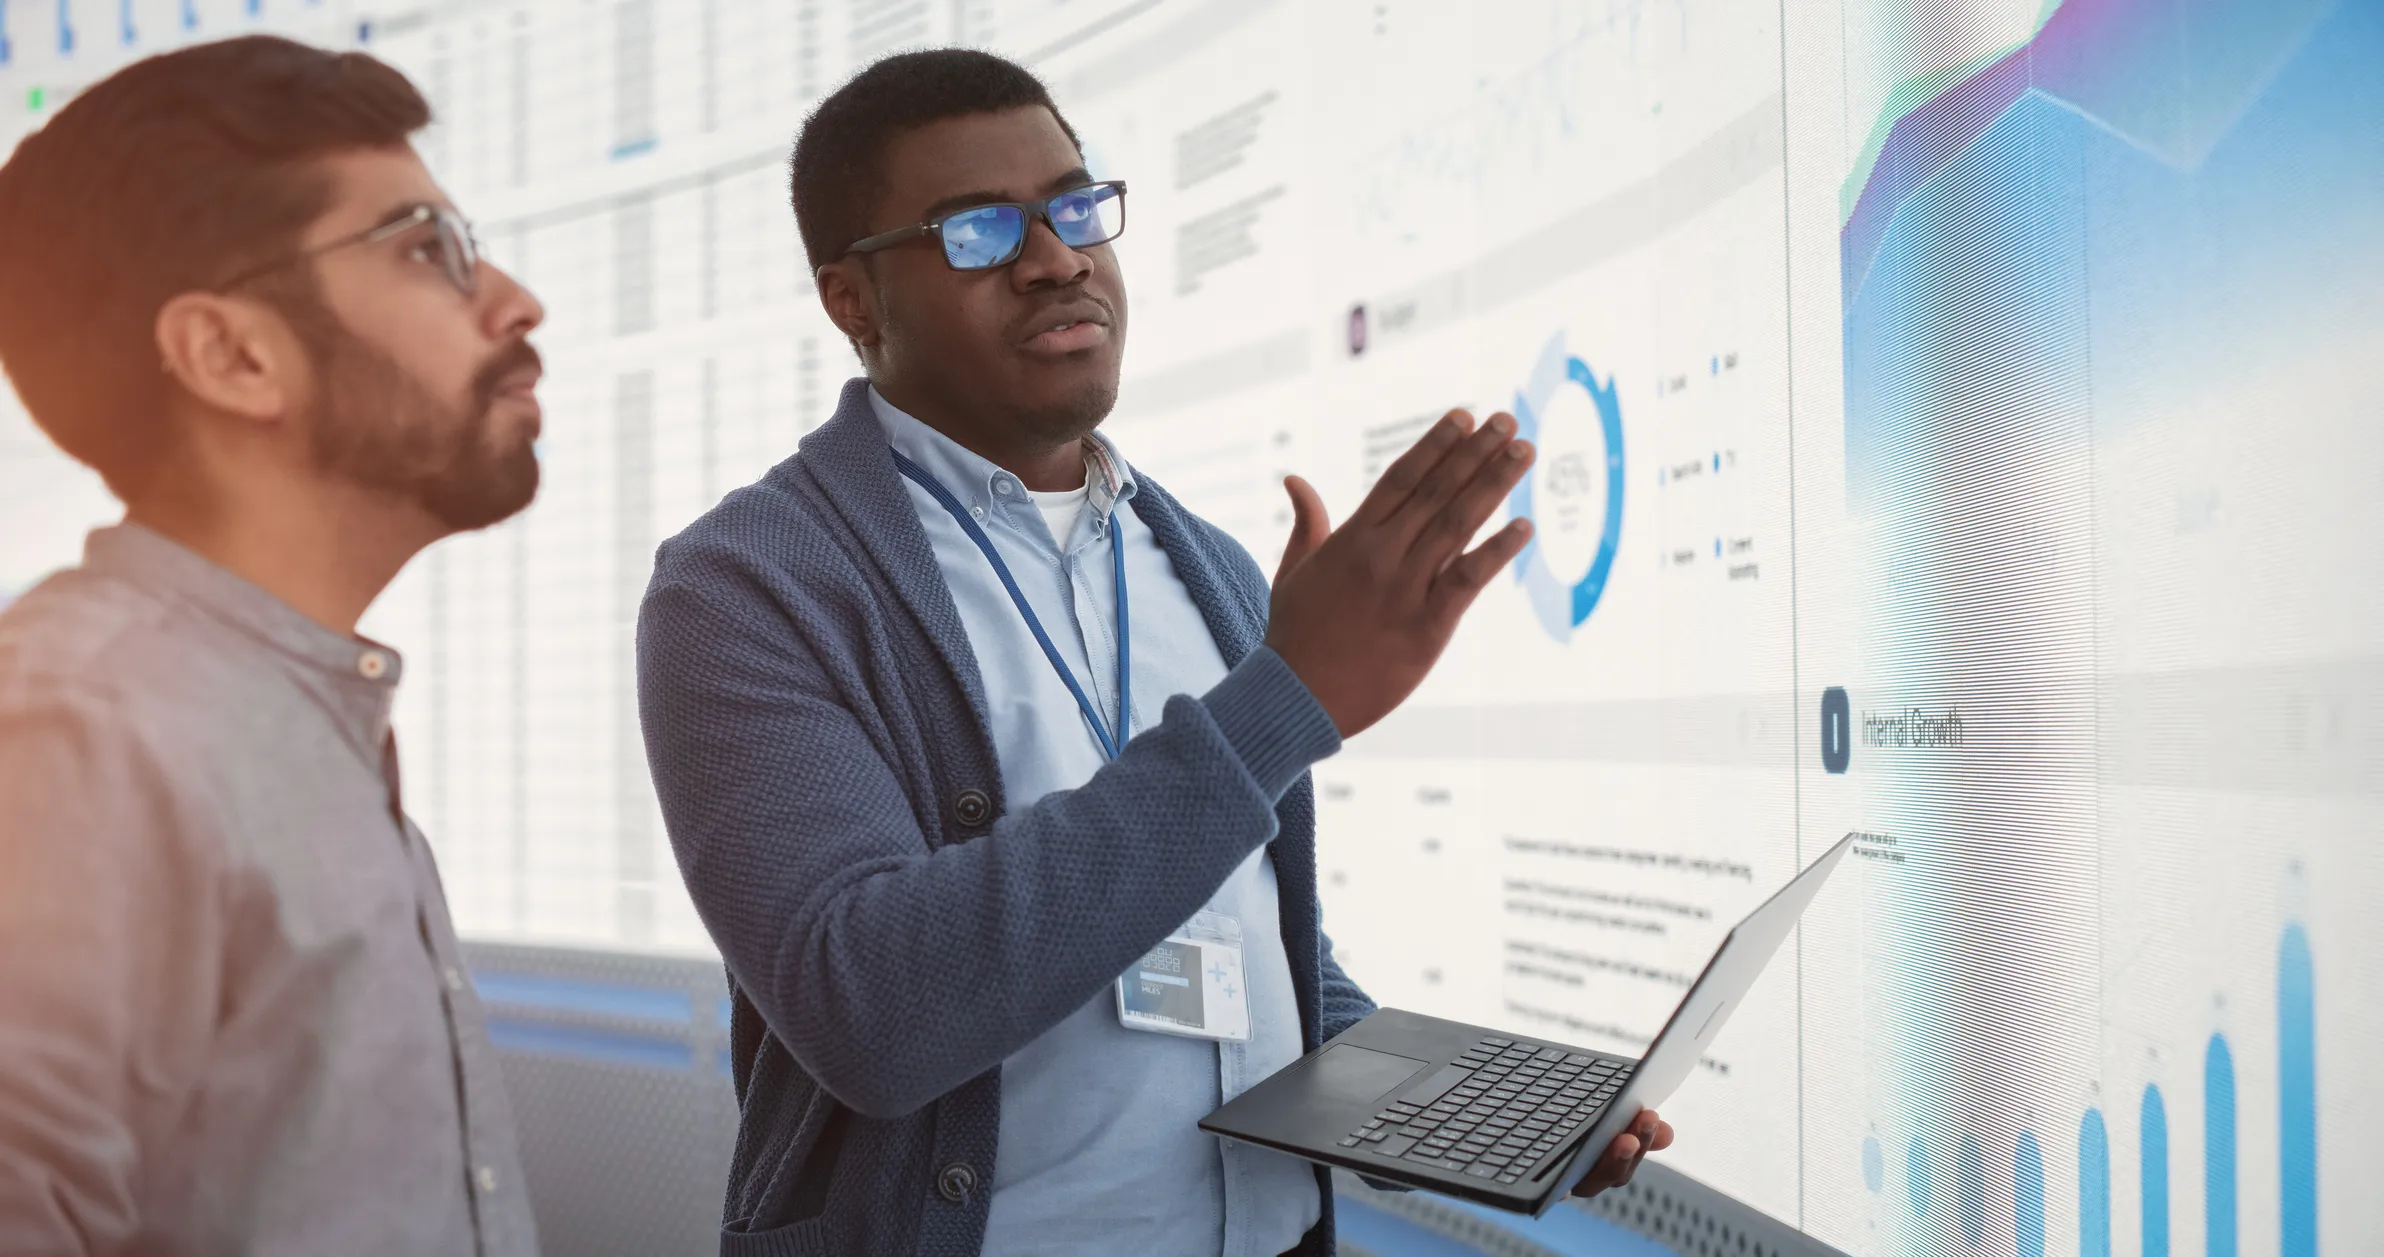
[1002,373,1119,449]
[291,299,541,531]
[872,272,1123,452]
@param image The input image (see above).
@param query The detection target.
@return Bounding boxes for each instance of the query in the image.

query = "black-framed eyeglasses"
[831,180,1128,274]
[215,203,483,297]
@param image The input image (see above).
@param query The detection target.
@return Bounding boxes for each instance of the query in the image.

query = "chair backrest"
[462,941,740,1257]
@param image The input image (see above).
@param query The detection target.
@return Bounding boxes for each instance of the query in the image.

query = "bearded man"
[0,36,546,1256]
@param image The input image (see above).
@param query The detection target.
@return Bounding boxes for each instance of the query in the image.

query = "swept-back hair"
[0,36,429,499]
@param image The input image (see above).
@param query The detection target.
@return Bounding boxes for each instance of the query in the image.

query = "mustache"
[469,339,543,412]
[1012,286,1114,334]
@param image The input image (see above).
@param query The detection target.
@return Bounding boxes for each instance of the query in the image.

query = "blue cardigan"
[637,380,1377,1256]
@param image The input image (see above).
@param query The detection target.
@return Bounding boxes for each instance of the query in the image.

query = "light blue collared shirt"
[871,389,1320,1257]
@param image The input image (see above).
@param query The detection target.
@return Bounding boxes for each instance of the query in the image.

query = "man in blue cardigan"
[638,49,1670,1257]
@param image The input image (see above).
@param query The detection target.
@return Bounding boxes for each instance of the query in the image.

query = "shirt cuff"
[1199,646,1343,801]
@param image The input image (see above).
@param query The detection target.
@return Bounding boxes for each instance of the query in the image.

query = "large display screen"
[3,1,2374,1251]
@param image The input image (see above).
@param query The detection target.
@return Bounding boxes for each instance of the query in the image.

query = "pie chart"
[1505,331,1625,643]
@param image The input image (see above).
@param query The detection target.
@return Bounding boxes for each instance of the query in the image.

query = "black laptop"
[1199,833,1854,1216]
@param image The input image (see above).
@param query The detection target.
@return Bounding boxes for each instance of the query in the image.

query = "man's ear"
[155,291,303,424]
[814,259,883,349]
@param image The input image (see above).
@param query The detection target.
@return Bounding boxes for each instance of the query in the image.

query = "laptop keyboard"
[1332,1036,1635,1186]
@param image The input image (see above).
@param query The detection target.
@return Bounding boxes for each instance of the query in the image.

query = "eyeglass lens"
[941,205,1029,270]
[433,209,481,296]
[1048,184,1125,249]
[938,185,1125,271]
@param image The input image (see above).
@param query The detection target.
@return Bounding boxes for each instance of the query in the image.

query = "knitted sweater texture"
[637,380,1375,1256]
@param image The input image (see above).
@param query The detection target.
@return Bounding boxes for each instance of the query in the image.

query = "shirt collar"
[82,522,404,744]
[868,385,1137,520]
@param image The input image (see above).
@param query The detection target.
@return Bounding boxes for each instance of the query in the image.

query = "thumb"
[1275,474,1331,586]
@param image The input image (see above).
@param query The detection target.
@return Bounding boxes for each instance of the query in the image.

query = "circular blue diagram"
[1505,332,1625,643]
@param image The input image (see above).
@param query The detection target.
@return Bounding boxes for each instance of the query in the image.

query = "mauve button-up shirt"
[0,523,537,1257]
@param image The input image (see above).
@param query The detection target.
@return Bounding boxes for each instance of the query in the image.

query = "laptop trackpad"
[1307,1044,1432,1108]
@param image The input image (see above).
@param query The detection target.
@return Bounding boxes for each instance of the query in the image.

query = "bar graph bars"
[2279,925,2317,1257]
[2079,1108,2110,1257]
[1886,924,2319,1254]
[2205,1035,2237,1257]
[2141,1084,2170,1257]
[2015,1131,2045,1257]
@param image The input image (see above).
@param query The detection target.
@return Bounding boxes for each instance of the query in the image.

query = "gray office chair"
[465,941,1820,1257]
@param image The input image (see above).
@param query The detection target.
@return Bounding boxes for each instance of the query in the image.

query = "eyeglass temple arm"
[213,204,438,292]
[839,222,936,260]
[363,204,438,243]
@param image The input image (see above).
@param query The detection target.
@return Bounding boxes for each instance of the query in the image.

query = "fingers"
[1618,1121,1653,1186]
[1392,410,1516,553]
[1405,422,1532,573]
[1572,1114,1675,1198]
[1572,1131,1640,1197]
[1428,517,1534,617]
[1612,1114,1667,1188]
[1353,409,1475,527]
[1274,475,1332,586]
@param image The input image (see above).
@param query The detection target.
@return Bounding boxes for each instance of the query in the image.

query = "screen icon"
[1820,687,1851,774]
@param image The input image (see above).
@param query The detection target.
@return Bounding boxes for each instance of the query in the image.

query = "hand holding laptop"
[1570,1109,1675,1197]
[1202,835,1854,1216]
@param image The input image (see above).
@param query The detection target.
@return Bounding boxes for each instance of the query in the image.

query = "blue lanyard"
[892,449,1133,761]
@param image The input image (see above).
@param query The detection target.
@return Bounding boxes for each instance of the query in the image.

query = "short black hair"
[0,36,429,500]
[790,48,1081,274]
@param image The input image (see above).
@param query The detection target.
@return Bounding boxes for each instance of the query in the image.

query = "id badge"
[1115,909,1251,1042]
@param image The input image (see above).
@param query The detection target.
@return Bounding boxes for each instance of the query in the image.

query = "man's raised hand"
[1266,408,1535,738]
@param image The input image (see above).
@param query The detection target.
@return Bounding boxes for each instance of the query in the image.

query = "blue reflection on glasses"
[1048,186,1115,245]
[936,185,1126,271]
[942,205,1027,269]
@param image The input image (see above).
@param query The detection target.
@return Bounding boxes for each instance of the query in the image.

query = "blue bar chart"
[2279,926,2317,1257]
[1989,926,2318,1257]
[2206,1036,2237,1257]
[2078,1109,2109,1257]
[1881,922,2321,1254]
[2015,1132,2045,1257]
[2140,1087,2168,1257]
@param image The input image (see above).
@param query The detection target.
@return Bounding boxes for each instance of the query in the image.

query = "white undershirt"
[1028,481,1090,545]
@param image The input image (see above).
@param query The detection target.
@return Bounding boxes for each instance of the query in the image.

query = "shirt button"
[936,1161,976,1203]
[443,966,466,993]
[993,477,1015,495]
[952,788,993,828]
[357,649,390,680]
[971,505,986,519]
[475,1165,499,1195]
